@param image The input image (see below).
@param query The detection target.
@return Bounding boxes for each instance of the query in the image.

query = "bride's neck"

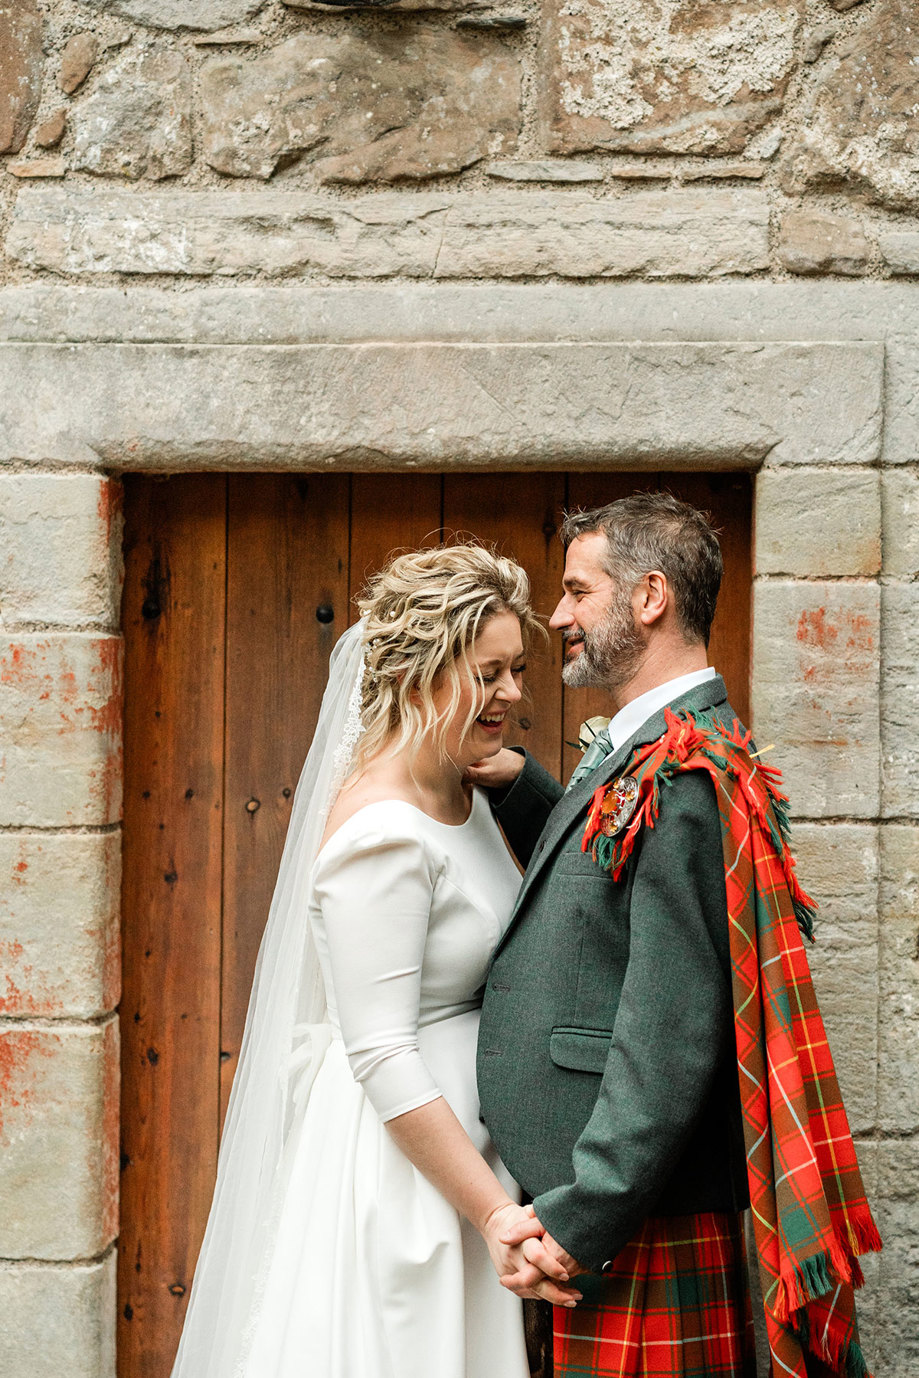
[374,737,469,819]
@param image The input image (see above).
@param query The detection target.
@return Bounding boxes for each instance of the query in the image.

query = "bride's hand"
[464,748,525,791]
[481,1203,582,1307]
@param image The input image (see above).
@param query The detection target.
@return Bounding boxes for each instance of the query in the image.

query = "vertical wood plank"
[443,473,566,780]
[119,475,227,1378]
[220,475,351,1123]
[562,473,752,781]
[349,474,442,620]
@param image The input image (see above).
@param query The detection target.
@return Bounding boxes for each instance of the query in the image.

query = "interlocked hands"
[482,1202,584,1308]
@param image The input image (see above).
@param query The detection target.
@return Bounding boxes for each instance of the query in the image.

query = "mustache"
[561,630,584,645]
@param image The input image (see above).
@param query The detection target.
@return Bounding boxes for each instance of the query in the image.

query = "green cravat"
[566,726,613,791]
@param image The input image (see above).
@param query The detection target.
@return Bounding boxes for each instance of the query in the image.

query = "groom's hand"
[501,1210,586,1278]
[464,747,525,790]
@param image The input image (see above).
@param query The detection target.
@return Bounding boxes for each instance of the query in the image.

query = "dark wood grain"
[443,473,567,780]
[119,475,227,1378]
[349,473,442,620]
[220,475,350,1123]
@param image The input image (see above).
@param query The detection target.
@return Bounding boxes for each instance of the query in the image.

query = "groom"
[475,493,755,1372]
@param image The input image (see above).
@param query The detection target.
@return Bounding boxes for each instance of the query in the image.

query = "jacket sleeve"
[531,770,733,1273]
[490,750,564,868]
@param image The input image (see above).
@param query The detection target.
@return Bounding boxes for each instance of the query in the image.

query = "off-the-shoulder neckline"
[316,789,482,863]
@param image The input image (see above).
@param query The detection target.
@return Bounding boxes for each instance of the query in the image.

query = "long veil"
[170,621,367,1378]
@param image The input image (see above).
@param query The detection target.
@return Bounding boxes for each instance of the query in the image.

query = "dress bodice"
[309,788,521,1123]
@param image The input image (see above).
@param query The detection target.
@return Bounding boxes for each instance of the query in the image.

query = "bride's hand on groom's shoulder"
[464,748,525,791]
[481,1202,583,1307]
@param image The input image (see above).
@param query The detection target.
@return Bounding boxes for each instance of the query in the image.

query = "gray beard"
[561,597,645,692]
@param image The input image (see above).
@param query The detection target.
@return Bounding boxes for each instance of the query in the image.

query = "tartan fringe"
[775,1205,882,1328]
[775,1251,836,1324]
[792,1308,871,1378]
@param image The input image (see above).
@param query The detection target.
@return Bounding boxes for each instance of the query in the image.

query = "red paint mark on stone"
[796,607,875,657]
[0,1030,55,1140]
[797,607,835,648]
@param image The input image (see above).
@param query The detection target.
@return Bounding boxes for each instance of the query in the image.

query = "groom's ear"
[635,570,668,628]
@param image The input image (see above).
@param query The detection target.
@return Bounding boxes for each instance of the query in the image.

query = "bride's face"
[434,610,526,768]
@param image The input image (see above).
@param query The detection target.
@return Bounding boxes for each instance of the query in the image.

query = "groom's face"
[550,533,646,691]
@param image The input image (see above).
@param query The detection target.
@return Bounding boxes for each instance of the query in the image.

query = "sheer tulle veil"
[170,621,367,1378]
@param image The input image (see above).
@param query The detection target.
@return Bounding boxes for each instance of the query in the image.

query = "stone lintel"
[0,341,882,471]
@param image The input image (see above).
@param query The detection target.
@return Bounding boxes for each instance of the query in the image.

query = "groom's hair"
[560,492,723,647]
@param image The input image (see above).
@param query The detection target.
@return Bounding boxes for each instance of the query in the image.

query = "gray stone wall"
[2,0,919,283]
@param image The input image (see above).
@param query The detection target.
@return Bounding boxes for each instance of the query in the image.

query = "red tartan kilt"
[553,1211,757,1378]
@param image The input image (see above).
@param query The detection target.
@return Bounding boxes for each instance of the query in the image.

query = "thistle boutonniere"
[566,715,610,754]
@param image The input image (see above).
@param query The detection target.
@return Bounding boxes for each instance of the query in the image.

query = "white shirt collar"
[606,667,717,753]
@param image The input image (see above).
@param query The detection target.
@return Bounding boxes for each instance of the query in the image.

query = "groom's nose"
[549,594,575,630]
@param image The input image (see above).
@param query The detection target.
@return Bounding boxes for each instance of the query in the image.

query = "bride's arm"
[313,823,578,1305]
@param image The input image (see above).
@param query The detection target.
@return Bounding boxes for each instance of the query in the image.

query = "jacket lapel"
[496,675,730,949]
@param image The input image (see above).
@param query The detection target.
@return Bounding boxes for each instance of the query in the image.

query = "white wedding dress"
[241,787,530,1378]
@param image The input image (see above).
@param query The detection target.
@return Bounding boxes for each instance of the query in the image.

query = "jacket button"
[601,1259,613,1272]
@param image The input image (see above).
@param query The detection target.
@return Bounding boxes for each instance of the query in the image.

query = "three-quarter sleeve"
[311,825,444,1123]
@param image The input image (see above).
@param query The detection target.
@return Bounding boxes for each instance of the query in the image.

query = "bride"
[170,544,579,1378]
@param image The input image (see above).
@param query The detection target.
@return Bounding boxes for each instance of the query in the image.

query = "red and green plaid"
[553,1211,756,1378]
[582,708,881,1378]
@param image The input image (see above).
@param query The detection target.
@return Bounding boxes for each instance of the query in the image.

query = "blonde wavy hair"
[354,544,542,770]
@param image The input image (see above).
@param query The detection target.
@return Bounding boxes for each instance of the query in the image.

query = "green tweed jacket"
[477,675,749,1274]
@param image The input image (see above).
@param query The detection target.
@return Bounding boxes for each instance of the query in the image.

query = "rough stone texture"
[72,44,192,180]
[0,0,43,154]
[874,1138,919,1375]
[0,1254,116,1378]
[79,0,265,29]
[803,23,835,63]
[878,231,919,276]
[200,30,520,183]
[752,581,881,818]
[0,473,123,626]
[6,156,67,178]
[881,470,919,578]
[59,32,99,95]
[777,209,870,276]
[0,339,883,471]
[487,159,604,182]
[544,0,803,155]
[0,1019,118,1259]
[0,634,122,827]
[879,825,919,1135]
[5,186,772,279]
[795,824,878,1133]
[0,832,121,1019]
[880,582,919,819]
[755,469,880,576]
[437,190,769,277]
[781,0,919,211]
[35,109,67,148]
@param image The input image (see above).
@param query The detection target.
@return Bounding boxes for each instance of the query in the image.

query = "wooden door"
[119,471,751,1378]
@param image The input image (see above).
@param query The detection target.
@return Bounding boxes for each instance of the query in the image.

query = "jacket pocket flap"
[549,1027,612,1073]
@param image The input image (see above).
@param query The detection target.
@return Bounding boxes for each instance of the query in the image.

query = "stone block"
[543,0,803,156]
[0,473,123,626]
[777,209,870,276]
[881,470,919,578]
[34,110,67,149]
[0,634,122,827]
[434,190,770,278]
[755,469,880,576]
[873,1137,919,1375]
[6,156,67,178]
[879,825,919,1135]
[0,339,882,471]
[881,583,919,818]
[794,824,879,1133]
[0,0,43,154]
[0,1020,118,1259]
[201,30,520,182]
[878,231,919,276]
[80,0,265,28]
[0,832,120,1019]
[59,32,99,95]
[487,160,604,183]
[72,44,192,180]
[781,0,919,212]
[0,1253,116,1378]
[752,581,880,818]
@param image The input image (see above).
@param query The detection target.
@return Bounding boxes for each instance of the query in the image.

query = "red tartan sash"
[582,708,882,1378]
